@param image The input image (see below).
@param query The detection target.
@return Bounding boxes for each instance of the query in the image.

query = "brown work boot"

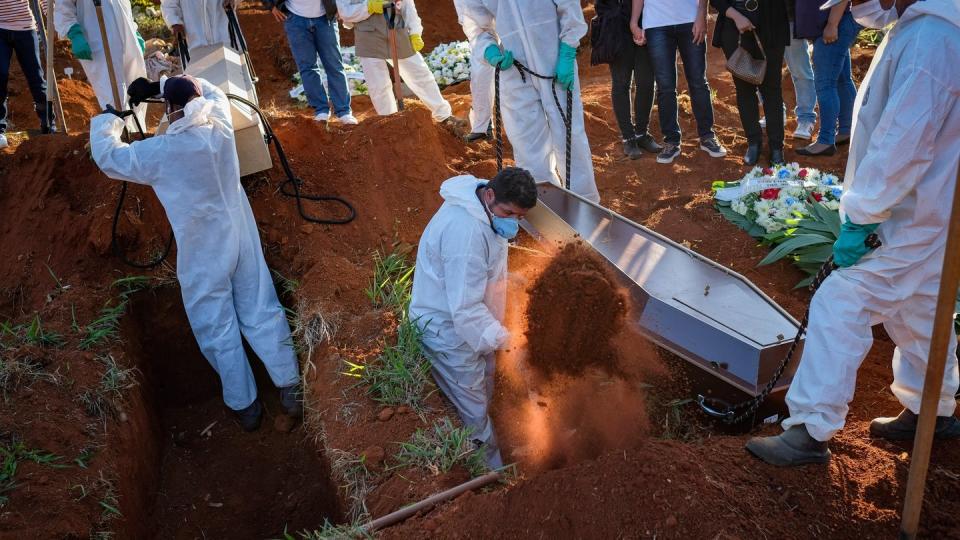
[745,425,831,467]
[869,408,960,440]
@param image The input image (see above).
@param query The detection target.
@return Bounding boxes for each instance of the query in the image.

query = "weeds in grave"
[77,355,139,422]
[366,249,414,314]
[0,436,67,508]
[283,520,371,540]
[343,317,433,411]
[74,446,97,469]
[273,269,301,299]
[0,314,65,349]
[393,417,488,477]
[659,398,705,442]
[0,354,61,400]
[328,449,376,523]
[80,276,151,350]
[287,299,339,363]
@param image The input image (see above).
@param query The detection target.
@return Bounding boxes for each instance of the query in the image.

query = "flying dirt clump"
[525,241,627,376]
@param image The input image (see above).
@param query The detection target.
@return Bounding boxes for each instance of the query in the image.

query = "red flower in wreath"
[762,167,774,176]
[798,169,809,179]
[811,192,823,202]
[761,188,781,200]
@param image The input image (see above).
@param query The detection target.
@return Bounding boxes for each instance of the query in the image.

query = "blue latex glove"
[67,24,92,61]
[136,31,145,54]
[833,218,880,268]
[555,41,577,90]
[483,44,514,70]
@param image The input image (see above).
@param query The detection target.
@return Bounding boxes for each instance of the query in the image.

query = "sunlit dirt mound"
[524,241,627,377]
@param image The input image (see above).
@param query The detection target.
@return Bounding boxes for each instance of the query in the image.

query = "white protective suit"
[454,0,494,133]
[89,77,300,411]
[409,175,510,468]
[337,0,453,121]
[55,0,146,126]
[459,0,599,203]
[782,0,960,442]
[161,0,238,50]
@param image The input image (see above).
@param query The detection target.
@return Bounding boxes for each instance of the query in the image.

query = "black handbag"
[590,0,631,66]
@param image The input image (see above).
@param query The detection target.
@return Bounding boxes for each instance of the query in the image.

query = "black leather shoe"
[743,144,761,166]
[635,133,663,154]
[770,148,785,165]
[796,143,836,157]
[464,130,490,142]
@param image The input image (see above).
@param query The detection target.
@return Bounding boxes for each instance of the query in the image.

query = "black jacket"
[710,0,791,51]
[591,0,634,65]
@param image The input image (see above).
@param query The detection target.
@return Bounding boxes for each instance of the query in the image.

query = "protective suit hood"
[167,96,216,135]
[438,174,491,225]
[899,0,960,27]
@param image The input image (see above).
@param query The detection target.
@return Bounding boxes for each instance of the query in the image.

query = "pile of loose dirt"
[524,241,627,377]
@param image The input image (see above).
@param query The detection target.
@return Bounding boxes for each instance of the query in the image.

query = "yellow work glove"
[367,0,384,14]
[410,33,424,52]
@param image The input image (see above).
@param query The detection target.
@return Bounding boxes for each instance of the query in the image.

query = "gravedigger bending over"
[459,0,601,203]
[747,0,960,467]
[89,75,302,431]
[409,167,538,469]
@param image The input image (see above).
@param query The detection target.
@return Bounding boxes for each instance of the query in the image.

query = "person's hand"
[554,41,577,91]
[631,25,646,46]
[832,219,880,267]
[271,7,286,22]
[410,33,424,52]
[127,77,162,106]
[692,14,707,44]
[483,44,514,69]
[367,0,384,14]
[171,23,185,37]
[67,23,92,60]
[823,22,839,43]
[730,11,755,33]
[135,31,145,54]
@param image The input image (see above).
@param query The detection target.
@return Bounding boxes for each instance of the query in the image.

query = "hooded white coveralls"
[55,0,146,126]
[89,77,300,411]
[454,0,494,134]
[409,175,510,468]
[337,0,452,121]
[160,0,238,50]
[458,0,600,203]
[782,0,960,442]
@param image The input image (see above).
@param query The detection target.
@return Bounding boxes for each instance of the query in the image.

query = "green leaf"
[793,275,816,289]
[759,234,832,266]
[810,202,842,235]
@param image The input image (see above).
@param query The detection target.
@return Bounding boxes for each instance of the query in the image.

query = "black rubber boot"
[745,425,831,467]
[235,399,263,432]
[279,384,304,418]
[870,409,960,440]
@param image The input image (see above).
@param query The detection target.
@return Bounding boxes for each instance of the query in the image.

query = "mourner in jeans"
[594,0,661,160]
[1,0,55,148]
[711,0,790,166]
[630,0,727,164]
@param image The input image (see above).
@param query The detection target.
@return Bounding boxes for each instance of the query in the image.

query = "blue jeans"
[283,13,351,117]
[0,28,50,133]
[784,22,817,125]
[812,12,859,145]
[645,23,715,145]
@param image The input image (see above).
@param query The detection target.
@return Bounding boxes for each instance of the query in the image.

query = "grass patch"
[365,249,414,314]
[0,436,66,508]
[0,354,60,400]
[658,398,706,442]
[1,314,65,349]
[393,417,488,477]
[77,355,139,422]
[283,521,371,540]
[80,276,151,350]
[328,449,376,523]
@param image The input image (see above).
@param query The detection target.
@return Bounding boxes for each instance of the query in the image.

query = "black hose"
[226,93,356,225]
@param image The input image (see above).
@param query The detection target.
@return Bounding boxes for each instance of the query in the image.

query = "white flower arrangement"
[425,41,472,87]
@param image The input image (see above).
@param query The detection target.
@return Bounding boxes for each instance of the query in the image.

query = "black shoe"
[279,384,304,418]
[656,142,681,164]
[634,133,663,154]
[796,143,836,157]
[464,129,490,142]
[622,139,642,160]
[869,409,960,440]
[699,136,728,158]
[743,144,761,166]
[235,399,263,432]
[835,134,850,146]
[770,148,785,165]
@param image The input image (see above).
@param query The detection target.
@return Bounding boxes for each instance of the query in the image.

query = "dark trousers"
[609,43,655,141]
[645,22,715,145]
[719,25,785,150]
[0,28,50,133]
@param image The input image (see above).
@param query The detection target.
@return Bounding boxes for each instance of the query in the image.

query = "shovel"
[32,0,67,133]
[92,0,122,110]
[383,1,404,111]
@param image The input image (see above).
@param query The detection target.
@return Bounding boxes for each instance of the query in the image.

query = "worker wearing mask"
[161,0,237,50]
[55,0,147,125]
[454,0,494,142]
[746,0,960,467]
[336,0,461,128]
[89,75,303,431]
[409,167,538,469]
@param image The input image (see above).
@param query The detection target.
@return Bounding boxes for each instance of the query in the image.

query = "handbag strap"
[738,30,767,60]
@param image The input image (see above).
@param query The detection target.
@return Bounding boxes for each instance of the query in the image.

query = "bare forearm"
[631,0,643,28]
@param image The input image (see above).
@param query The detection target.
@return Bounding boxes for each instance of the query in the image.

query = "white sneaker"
[0,133,7,149]
[793,121,815,140]
[314,112,329,122]
[336,113,358,125]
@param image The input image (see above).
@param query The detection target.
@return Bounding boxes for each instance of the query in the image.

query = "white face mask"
[852,0,900,29]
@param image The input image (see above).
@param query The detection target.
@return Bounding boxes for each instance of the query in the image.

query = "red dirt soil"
[1,1,958,539]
